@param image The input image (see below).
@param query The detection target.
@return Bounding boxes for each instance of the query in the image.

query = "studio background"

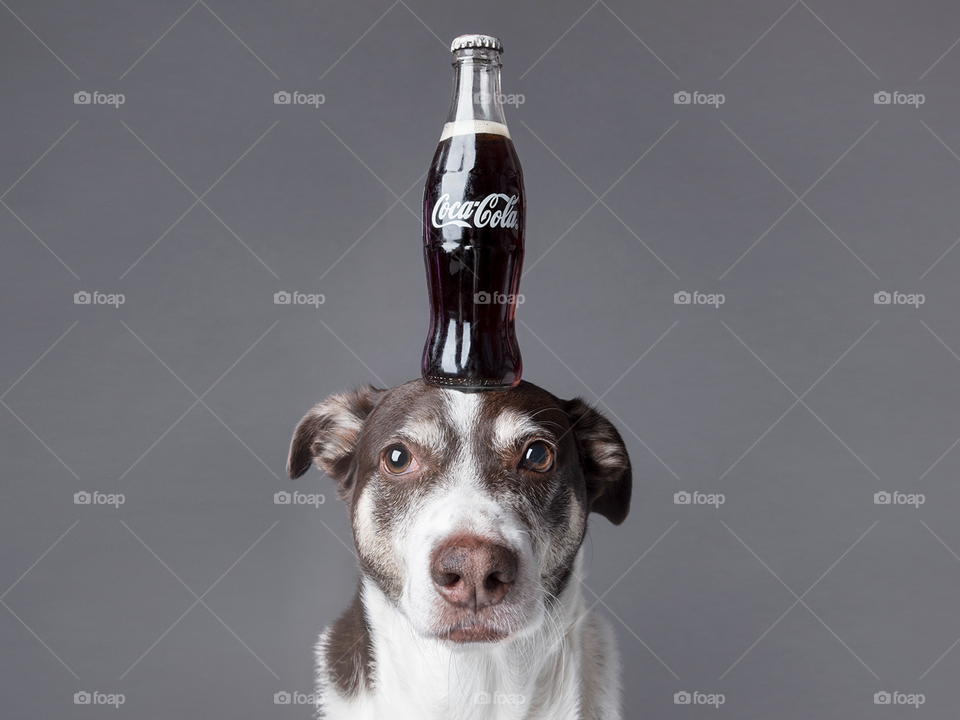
[3,1,960,717]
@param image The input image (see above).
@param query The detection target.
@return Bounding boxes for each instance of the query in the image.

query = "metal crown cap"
[450,34,503,53]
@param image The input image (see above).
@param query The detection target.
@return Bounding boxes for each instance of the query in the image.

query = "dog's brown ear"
[563,398,632,525]
[287,385,385,494]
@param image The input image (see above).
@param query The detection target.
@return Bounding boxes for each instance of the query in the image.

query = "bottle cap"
[450,34,503,53]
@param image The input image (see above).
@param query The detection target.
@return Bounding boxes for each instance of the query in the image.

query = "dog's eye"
[520,441,553,472]
[382,444,418,475]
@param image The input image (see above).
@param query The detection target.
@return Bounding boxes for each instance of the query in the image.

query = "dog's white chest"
[317,580,621,720]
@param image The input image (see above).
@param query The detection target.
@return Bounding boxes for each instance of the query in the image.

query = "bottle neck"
[444,48,509,136]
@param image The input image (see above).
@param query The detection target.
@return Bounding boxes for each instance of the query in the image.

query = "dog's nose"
[430,536,518,611]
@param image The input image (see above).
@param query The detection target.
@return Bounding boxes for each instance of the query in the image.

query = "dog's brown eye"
[521,441,553,472]
[382,444,418,475]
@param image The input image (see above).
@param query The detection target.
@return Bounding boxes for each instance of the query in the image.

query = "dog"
[287,378,632,719]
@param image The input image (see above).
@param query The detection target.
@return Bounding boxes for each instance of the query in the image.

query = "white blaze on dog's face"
[287,379,631,645]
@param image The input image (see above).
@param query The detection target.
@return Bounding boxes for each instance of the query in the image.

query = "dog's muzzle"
[429,534,518,641]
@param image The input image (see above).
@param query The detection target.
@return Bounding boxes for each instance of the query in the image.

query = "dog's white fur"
[306,389,625,719]
[315,557,621,720]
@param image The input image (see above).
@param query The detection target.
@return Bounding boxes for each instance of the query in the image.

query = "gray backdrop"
[2,0,960,717]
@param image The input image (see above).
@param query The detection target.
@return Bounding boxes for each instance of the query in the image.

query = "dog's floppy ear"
[563,398,632,525]
[287,385,385,494]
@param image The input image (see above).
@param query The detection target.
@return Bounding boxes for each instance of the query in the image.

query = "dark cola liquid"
[422,131,524,389]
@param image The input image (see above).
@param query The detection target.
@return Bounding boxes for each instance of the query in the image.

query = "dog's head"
[287,379,631,644]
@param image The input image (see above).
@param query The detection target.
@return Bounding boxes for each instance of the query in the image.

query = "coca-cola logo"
[431,193,519,230]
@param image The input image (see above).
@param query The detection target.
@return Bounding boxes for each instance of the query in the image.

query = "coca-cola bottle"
[421,34,525,390]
